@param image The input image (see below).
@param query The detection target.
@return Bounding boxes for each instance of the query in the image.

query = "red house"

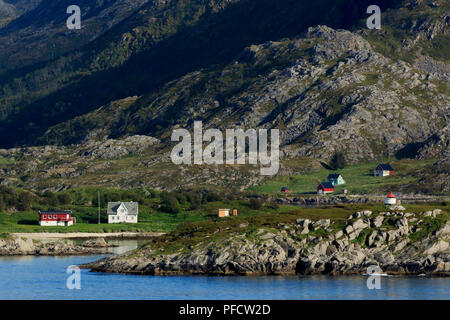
[39,210,76,226]
[317,182,335,194]
[374,164,394,177]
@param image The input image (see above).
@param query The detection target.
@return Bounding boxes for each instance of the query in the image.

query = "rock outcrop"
[79,135,160,159]
[82,209,450,276]
[0,235,113,255]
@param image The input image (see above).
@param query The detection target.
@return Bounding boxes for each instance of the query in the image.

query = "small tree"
[160,192,180,214]
[57,193,72,205]
[330,152,346,170]
[249,198,264,210]
[43,190,58,207]
[17,192,33,211]
[187,192,201,210]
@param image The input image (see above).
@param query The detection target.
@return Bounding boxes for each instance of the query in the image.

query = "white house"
[107,202,138,224]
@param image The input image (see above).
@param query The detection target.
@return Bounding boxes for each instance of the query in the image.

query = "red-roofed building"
[39,211,76,226]
[317,182,335,195]
[374,164,394,177]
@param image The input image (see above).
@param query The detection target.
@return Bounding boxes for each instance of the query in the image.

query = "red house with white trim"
[317,182,335,194]
[39,211,76,226]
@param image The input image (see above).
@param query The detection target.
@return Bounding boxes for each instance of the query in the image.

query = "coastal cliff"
[83,207,450,276]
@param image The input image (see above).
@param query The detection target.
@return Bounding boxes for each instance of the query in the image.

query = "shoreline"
[0,232,163,256]
[84,269,450,277]
[81,208,450,277]
[12,231,164,240]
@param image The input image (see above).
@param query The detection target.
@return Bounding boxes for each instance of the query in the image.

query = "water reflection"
[107,240,149,254]
[0,240,448,300]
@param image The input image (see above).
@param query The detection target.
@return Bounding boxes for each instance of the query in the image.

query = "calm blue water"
[0,254,449,300]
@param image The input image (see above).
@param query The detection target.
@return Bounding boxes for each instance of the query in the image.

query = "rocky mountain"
[0,0,150,72]
[83,207,450,275]
[0,0,402,143]
[0,0,18,16]
[39,24,449,163]
[0,0,41,27]
[0,0,18,25]
[0,0,448,192]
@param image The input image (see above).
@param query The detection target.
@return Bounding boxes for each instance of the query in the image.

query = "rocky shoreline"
[12,232,164,240]
[82,207,450,276]
[0,236,114,256]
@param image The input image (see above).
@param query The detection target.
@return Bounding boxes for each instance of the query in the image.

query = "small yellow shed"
[218,208,230,217]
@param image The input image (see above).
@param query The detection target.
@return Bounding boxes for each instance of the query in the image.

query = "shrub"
[249,198,264,210]
[269,202,280,210]
[330,152,346,170]
[160,192,180,214]
[43,191,58,207]
[187,192,202,210]
[57,193,72,205]
[205,192,222,202]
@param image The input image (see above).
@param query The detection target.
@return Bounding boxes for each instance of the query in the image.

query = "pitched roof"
[39,210,72,214]
[319,182,334,189]
[386,191,396,198]
[327,173,342,179]
[376,164,394,171]
[107,202,138,215]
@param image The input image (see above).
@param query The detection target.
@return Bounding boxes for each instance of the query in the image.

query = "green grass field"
[0,199,295,233]
[249,159,436,195]
[1,199,448,234]
[0,158,446,234]
[138,202,450,256]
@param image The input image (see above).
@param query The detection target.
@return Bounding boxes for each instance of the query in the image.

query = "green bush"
[160,192,180,214]
[330,152,346,170]
[249,198,264,210]
[57,193,72,205]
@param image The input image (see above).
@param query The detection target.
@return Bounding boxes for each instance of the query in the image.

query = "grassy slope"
[1,195,448,234]
[249,159,437,195]
[139,202,449,256]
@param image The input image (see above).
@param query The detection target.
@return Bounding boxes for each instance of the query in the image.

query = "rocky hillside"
[0,0,149,72]
[83,206,450,276]
[0,0,448,192]
[0,0,402,146]
[0,0,20,26]
[36,24,449,162]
